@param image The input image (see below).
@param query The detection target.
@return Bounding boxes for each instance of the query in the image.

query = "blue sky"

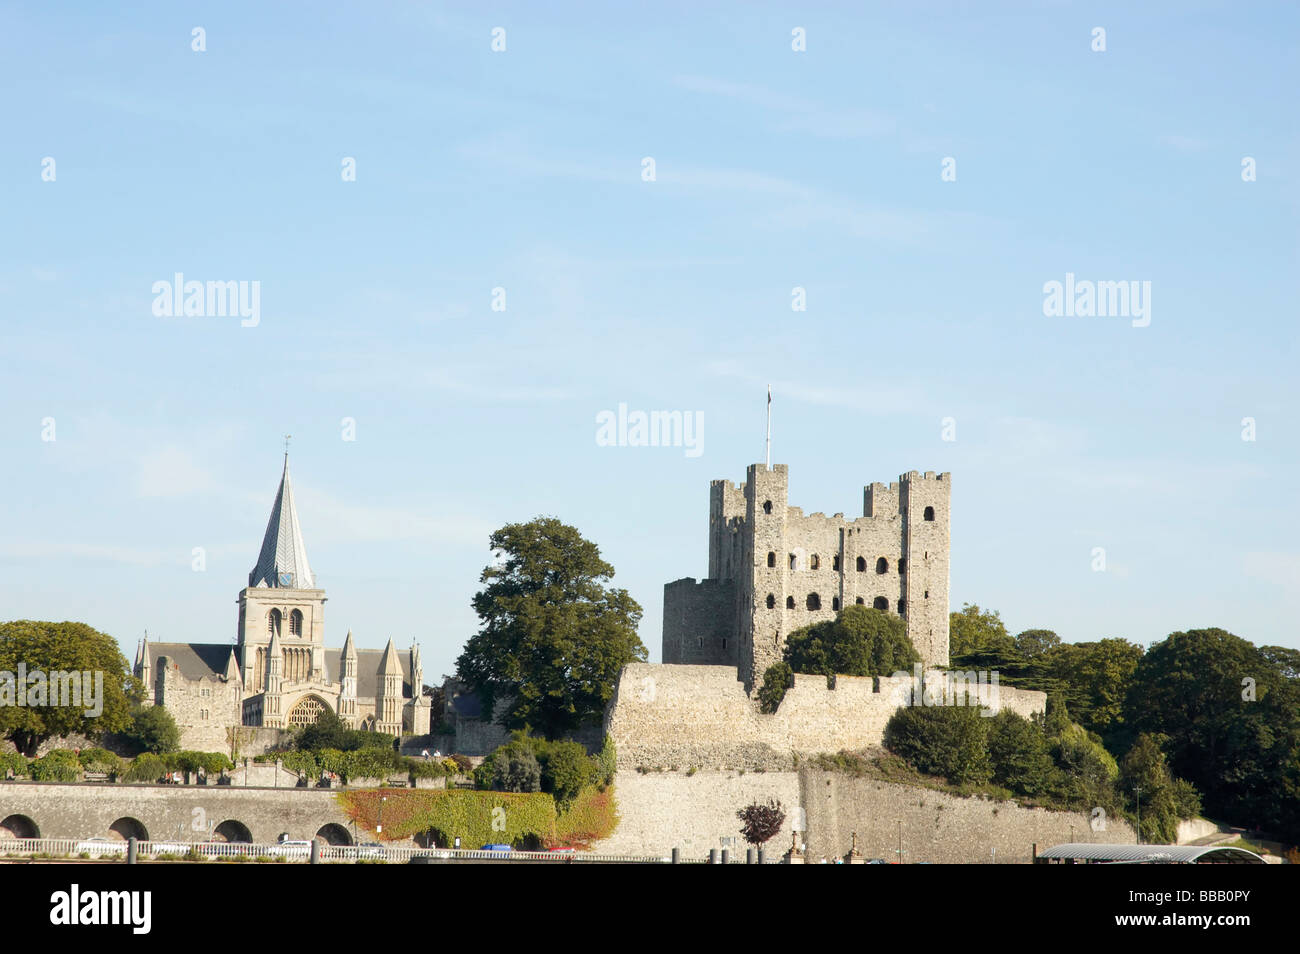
[1,1,1296,680]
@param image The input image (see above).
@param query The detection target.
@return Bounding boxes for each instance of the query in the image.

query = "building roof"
[249,455,315,589]
[1037,843,1266,864]
[148,642,237,681]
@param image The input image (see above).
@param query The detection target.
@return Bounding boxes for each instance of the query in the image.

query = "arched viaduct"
[0,782,362,846]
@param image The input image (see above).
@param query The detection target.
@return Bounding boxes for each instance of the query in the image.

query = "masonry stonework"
[663,463,951,685]
[604,663,1045,772]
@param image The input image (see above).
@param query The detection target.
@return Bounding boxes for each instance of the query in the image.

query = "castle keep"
[662,463,951,684]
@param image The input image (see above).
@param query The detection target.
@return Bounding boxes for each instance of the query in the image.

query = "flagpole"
[765,385,772,469]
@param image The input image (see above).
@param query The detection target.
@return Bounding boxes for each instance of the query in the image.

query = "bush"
[539,741,592,805]
[450,753,474,775]
[173,751,234,776]
[122,705,181,755]
[883,704,992,785]
[784,605,920,677]
[499,750,541,793]
[0,751,29,777]
[124,752,169,782]
[758,662,794,714]
[987,711,1054,796]
[77,747,124,775]
[30,749,83,782]
[595,737,616,787]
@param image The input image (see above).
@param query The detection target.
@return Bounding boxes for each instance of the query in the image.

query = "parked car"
[147,842,192,855]
[355,842,386,860]
[479,843,512,852]
[75,838,127,857]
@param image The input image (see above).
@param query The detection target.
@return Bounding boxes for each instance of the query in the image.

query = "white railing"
[0,838,674,864]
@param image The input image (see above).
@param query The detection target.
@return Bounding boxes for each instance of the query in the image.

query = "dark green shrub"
[499,750,541,793]
[758,662,794,713]
[124,752,168,782]
[987,710,1054,796]
[883,704,992,785]
[122,705,181,754]
[30,749,82,782]
[784,605,919,677]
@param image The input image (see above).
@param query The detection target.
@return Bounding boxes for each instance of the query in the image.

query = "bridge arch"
[109,817,149,841]
[315,823,352,846]
[212,820,252,843]
[0,814,40,838]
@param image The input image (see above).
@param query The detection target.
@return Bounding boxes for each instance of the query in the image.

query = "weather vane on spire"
[284,434,292,457]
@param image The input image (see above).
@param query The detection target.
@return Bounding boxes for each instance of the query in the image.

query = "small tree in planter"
[737,798,786,847]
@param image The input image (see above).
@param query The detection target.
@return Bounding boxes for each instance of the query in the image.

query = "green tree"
[758,662,794,713]
[1015,629,1061,659]
[297,711,349,751]
[1124,627,1300,840]
[1120,733,1199,843]
[1051,638,1143,740]
[883,704,992,785]
[0,621,135,756]
[122,704,181,755]
[948,604,1014,661]
[456,517,646,739]
[783,605,918,677]
[987,710,1054,796]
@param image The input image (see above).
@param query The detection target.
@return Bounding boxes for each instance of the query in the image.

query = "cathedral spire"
[249,453,315,589]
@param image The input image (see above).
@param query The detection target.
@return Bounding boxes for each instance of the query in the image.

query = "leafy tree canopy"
[123,704,181,755]
[783,605,918,677]
[456,518,646,739]
[0,620,135,756]
[1123,627,1300,840]
[949,604,1014,660]
[1015,629,1061,658]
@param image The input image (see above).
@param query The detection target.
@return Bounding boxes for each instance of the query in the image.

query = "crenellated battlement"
[669,462,952,684]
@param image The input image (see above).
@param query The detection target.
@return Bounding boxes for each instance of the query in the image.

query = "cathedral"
[133,456,431,751]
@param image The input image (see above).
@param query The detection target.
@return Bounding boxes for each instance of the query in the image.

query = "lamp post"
[1134,786,1142,844]
[376,795,387,837]
[896,821,903,865]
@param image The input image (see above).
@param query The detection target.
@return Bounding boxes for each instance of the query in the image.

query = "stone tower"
[663,463,951,686]
[376,639,403,736]
[236,454,328,695]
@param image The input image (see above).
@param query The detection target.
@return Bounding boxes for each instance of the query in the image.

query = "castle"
[133,456,431,750]
[662,463,951,684]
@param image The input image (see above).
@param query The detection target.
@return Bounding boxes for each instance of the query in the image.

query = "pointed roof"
[249,455,315,589]
[378,638,402,675]
[223,647,241,683]
[341,630,356,658]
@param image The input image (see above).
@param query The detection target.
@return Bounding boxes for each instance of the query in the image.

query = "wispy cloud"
[672,75,895,139]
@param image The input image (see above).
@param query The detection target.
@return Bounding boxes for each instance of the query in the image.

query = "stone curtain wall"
[604,663,1046,772]
[593,769,801,859]
[592,768,1135,861]
[800,768,1136,864]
